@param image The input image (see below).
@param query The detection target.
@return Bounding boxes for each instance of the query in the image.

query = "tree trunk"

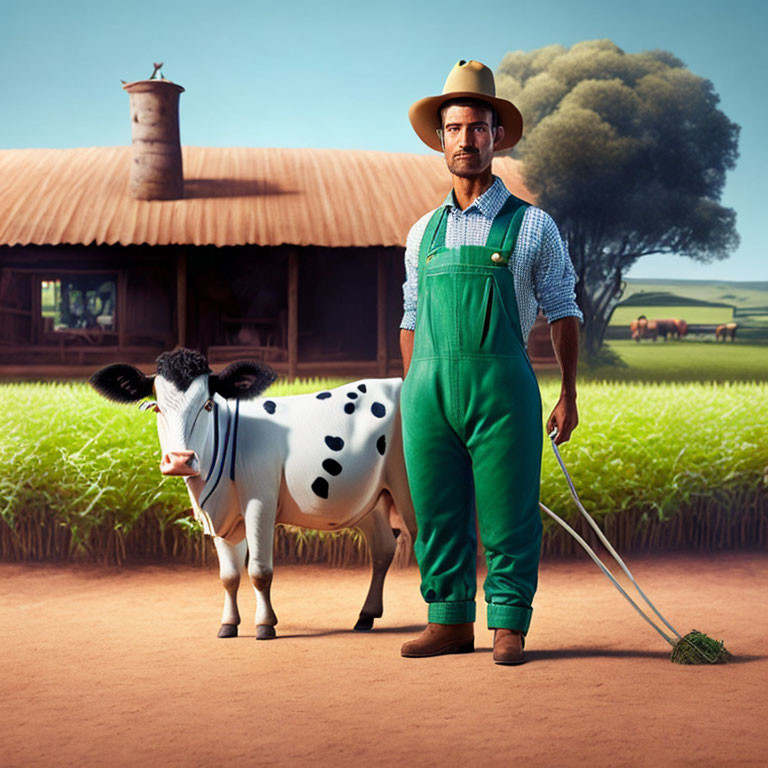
[581,311,613,357]
[579,309,608,358]
[573,250,626,358]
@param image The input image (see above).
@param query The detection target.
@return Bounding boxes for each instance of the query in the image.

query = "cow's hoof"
[256,625,276,640]
[217,623,238,638]
[354,615,375,631]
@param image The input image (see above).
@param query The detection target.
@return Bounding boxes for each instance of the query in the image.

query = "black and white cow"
[90,348,416,639]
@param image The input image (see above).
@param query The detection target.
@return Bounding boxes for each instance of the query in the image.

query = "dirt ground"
[1,554,766,767]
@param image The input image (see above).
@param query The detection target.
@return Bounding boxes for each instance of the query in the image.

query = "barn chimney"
[122,63,184,200]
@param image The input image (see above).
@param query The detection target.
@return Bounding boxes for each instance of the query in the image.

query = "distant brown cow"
[656,318,688,340]
[630,316,688,342]
[655,319,678,341]
[651,317,688,341]
[630,316,657,341]
[716,322,738,341]
[673,319,688,338]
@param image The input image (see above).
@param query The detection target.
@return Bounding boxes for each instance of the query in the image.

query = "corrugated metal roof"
[0,146,530,249]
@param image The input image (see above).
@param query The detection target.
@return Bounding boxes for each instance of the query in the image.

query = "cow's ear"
[210,360,277,400]
[89,364,155,403]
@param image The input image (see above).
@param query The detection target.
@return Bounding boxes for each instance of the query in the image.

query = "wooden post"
[377,251,388,377]
[118,269,128,350]
[176,252,187,348]
[287,250,299,381]
[31,274,41,345]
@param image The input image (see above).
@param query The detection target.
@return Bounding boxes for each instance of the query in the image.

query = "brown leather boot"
[400,622,474,658]
[492,628,525,665]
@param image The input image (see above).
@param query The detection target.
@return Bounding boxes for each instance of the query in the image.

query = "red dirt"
[1,554,766,767]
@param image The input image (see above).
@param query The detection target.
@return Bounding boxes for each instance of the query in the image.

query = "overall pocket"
[471,273,518,354]
[489,270,526,354]
[416,272,452,358]
[477,276,493,350]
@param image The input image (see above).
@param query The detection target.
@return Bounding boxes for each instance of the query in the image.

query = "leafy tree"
[496,39,740,356]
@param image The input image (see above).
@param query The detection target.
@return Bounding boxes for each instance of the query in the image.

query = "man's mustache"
[453,148,480,158]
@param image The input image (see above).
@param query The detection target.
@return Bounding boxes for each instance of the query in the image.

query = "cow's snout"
[160,450,200,476]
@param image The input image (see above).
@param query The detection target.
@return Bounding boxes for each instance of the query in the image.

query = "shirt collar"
[441,175,510,218]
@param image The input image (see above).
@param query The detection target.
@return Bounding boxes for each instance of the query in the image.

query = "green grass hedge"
[1,379,765,564]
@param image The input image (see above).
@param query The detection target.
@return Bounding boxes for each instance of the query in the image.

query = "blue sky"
[2,0,764,280]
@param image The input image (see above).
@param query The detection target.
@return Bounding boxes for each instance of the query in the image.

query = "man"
[399,60,582,665]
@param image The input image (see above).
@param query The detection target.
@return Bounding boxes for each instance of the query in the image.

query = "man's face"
[440,104,503,179]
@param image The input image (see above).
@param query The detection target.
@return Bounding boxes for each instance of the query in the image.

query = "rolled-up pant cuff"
[487,603,532,633]
[427,600,476,624]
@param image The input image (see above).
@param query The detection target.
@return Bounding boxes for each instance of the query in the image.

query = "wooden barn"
[0,145,556,378]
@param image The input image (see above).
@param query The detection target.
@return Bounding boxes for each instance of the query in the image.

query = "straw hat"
[408,60,523,152]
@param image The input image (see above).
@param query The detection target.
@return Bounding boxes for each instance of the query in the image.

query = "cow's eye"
[204,399,214,412]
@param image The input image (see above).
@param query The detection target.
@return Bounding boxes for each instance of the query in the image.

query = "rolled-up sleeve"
[533,212,583,324]
[400,241,418,331]
[400,212,432,331]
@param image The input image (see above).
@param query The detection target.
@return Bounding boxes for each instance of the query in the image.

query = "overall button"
[491,253,501,262]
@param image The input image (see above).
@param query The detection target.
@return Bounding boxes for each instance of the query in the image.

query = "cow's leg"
[354,494,397,631]
[244,498,279,640]
[213,536,246,638]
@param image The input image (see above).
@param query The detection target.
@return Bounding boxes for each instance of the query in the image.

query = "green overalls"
[401,196,543,633]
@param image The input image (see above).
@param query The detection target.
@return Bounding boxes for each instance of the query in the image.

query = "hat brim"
[409,92,523,152]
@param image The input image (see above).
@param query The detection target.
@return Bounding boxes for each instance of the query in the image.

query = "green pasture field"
[575,340,768,383]
[1,378,765,564]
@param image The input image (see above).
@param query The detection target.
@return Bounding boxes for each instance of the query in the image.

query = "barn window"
[41,275,117,334]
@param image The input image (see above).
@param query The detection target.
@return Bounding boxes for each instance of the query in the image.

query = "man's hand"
[546,394,578,445]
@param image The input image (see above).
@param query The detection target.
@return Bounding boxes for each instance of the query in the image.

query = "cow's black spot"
[322,459,342,476]
[263,400,276,414]
[316,392,332,400]
[344,403,355,414]
[346,392,358,400]
[376,435,386,455]
[325,436,344,451]
[311,477,329,499]
[371,402,386,418]
[357,384,367,393]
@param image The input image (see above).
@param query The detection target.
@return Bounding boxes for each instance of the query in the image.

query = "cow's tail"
[386,493,413,568]
[393,528,413,568]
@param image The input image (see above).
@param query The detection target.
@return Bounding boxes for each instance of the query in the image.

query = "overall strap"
[485,196,529,254]
[418,207,449,272]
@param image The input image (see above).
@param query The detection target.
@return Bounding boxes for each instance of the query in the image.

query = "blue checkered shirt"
[400,176,583,347]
